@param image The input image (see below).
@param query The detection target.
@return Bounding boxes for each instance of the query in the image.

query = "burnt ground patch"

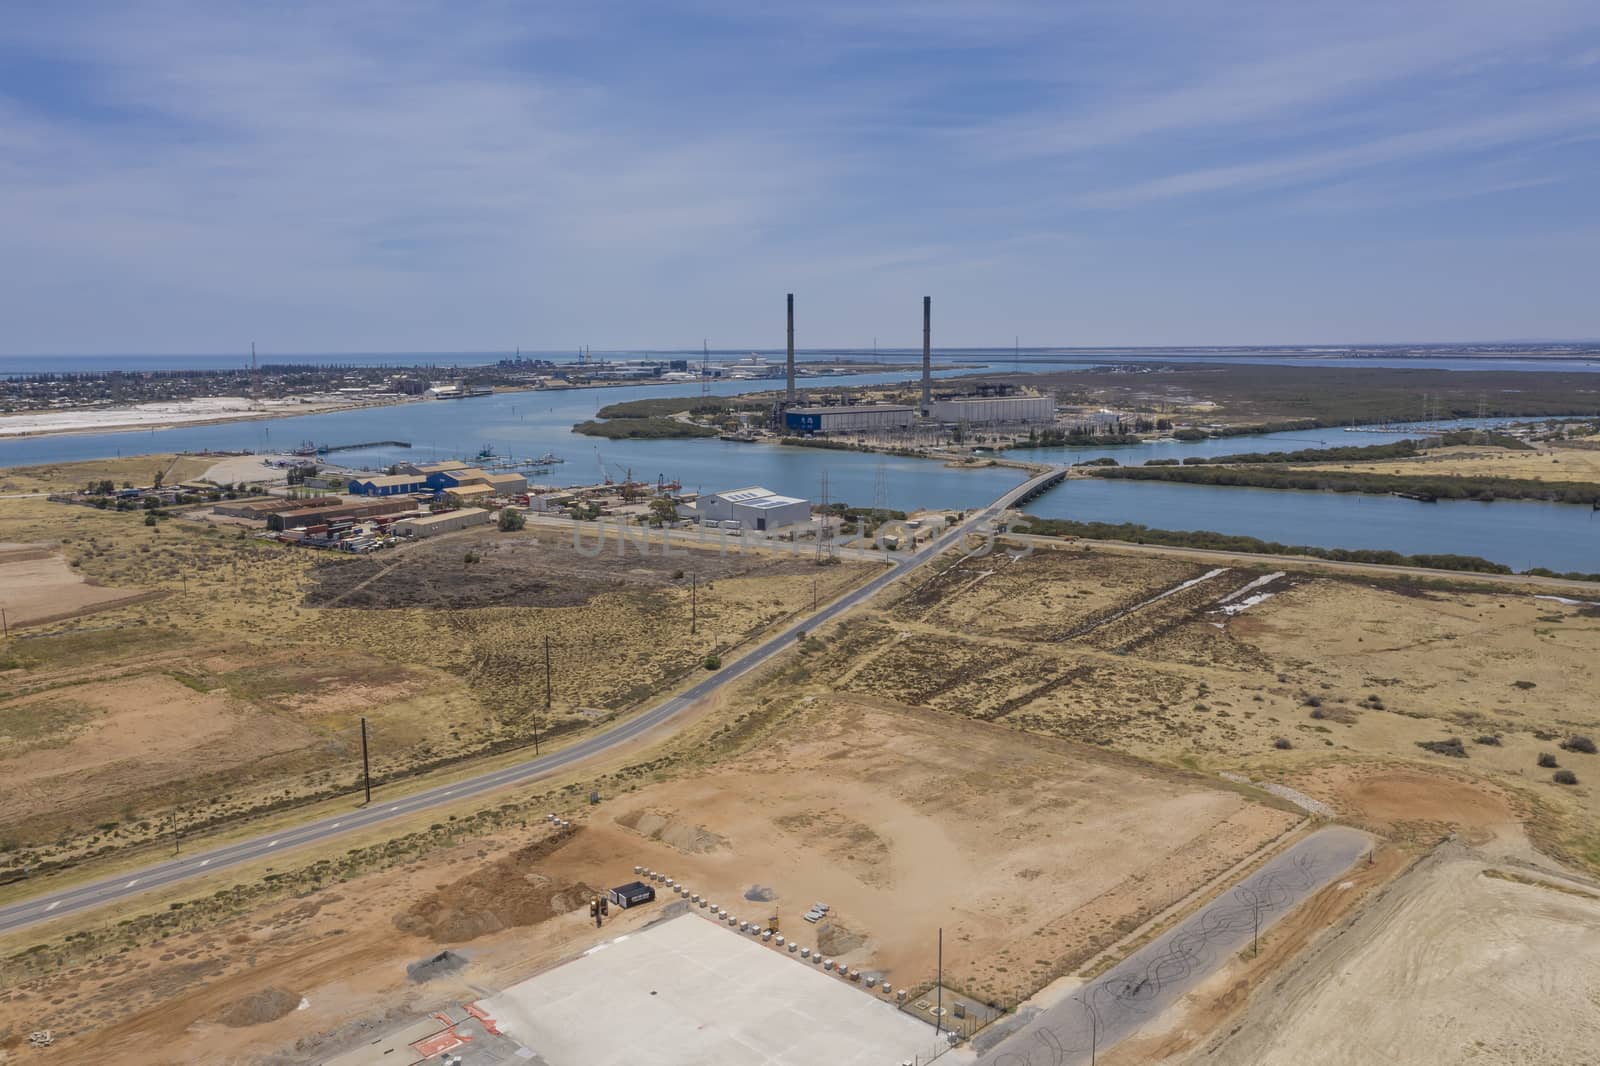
[305,527,829,609]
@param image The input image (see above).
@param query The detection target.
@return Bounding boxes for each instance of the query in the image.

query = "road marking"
[389,806,400,812]
[198,859,210,867]
[268,839,279,847]
[124,879,139,888]
[44,901,59,912]
[331,822,342,829]
[443,790,454,796]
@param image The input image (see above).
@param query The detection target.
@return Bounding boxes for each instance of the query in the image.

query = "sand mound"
[394,831,594,944]
[218,987,300,1028]
[815,922,867,956]
[615,808,730,854]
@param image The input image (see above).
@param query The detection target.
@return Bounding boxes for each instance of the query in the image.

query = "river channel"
[0,374,1593,572]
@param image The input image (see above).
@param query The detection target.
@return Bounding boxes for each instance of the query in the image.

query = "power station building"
[693,486,812,532]
[784,404,916,434]
[929,395,1056,425]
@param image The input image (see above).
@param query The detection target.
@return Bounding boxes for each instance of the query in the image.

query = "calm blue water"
[1023,479,1599,573]
[2,365,1595,570]
[0,369,1025,513]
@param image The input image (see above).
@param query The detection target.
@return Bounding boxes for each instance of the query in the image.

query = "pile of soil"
[406,950,469,983]
[615,808,730,854]
[393,833,594,943]
[218,987,301,1028]
[815,922,867,956]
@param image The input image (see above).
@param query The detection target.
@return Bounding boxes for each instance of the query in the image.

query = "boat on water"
[1392,490,1438,503]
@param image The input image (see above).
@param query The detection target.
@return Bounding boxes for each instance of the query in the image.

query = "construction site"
[2,452,1600,1065]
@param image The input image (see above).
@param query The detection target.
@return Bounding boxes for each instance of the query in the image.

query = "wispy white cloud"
[1,0,1598,350]
[1075,92,1600,208]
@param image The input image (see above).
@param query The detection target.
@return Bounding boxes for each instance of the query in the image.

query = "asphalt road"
[973,826,1372,1066]
[0,467,1061,935]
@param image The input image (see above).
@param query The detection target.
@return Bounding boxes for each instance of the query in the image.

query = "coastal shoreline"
[0,363,951,443]
[0,396,420,442]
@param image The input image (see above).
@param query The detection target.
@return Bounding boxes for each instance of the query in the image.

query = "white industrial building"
[784,404,915,434]
[694,486,812,533]
[929,395,1056,425]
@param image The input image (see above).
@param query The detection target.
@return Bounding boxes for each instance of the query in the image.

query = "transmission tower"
[816,469,833,560]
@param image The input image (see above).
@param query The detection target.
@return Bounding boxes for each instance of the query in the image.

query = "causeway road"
[0,467,1061,934]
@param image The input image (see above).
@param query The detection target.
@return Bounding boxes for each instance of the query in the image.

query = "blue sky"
[2,0,1599,354]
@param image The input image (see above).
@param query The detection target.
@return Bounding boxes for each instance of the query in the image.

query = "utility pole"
[691,572,698,635]
[360,716,372,805]
[1,607,7,638]
[169,811,180,856]
[812,576,817,611]
[1075,992,1099,1065]
[936,927,943,1037]
[539,635,551,756]
[1253,896,1262,957]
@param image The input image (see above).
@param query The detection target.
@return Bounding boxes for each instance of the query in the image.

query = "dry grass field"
[806,542,1600,873]
[1293,442,1600,482]
[0,457,874,876]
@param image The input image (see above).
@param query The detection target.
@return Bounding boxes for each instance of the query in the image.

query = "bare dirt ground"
[0,542,157,627]
[1165,844,1600,1066]
[197,454,295,487]
[0,693,1296,1064]
[304,526,832,610]
[1094,761,1595,1066]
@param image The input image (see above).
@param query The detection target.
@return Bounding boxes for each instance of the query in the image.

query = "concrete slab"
[485,913,938,1066]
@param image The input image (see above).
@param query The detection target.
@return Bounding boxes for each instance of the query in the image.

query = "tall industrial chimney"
[921,296,932,415]
[786,293,796,403]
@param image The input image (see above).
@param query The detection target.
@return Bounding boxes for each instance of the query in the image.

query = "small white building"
[695,486,812,533]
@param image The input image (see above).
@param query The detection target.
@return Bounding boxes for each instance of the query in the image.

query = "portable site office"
[606,881,656,909]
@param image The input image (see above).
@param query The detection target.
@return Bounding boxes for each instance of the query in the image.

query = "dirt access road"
[0,467,1064,935]
[973,826,1370,1066]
